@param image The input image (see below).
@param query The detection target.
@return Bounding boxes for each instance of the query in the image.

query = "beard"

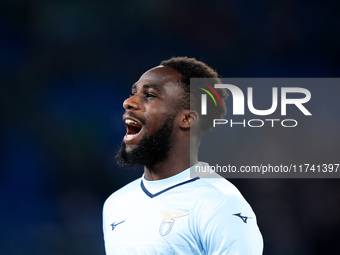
[115,114,176,168]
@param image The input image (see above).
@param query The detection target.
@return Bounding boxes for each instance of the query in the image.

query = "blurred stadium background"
[1,1,339,254]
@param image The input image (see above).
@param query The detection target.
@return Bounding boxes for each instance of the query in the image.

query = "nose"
[123,95,140,110]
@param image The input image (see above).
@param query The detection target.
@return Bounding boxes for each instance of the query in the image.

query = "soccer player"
[103,57,263,254]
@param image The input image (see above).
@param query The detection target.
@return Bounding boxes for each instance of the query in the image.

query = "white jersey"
[103,163,263,254]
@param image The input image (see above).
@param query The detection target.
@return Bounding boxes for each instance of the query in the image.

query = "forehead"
[133,66,182,93]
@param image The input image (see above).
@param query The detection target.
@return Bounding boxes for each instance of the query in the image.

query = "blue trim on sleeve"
[141,177,200,198]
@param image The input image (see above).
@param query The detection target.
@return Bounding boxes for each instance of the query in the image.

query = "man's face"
[116,66,183,167]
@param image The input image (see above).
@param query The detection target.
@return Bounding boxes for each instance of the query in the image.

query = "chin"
[124,144,136,153]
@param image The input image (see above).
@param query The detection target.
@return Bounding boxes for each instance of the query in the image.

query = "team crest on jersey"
[159,219,175,236]
[159,210,189,236]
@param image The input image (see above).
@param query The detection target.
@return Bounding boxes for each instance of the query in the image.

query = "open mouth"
[124,118,143,141]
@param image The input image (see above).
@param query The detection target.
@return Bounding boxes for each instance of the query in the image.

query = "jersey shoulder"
[192,176,253,213]
[196,176,244,200]
[104,177,141,206]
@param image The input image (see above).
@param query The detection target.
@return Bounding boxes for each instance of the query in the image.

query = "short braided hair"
[160,57,228,133]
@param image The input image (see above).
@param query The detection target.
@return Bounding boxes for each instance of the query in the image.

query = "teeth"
[125,119,139,125]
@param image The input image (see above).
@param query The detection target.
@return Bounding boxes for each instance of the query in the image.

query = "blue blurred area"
[0,1,339,254]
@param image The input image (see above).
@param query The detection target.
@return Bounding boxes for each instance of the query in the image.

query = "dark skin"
[122,66,201,181]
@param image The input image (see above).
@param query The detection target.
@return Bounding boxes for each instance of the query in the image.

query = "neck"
[143,142,199,181]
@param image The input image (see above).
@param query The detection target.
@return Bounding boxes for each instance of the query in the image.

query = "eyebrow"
[132,84,162,93]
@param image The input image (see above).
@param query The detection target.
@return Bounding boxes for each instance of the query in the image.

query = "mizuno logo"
[233,213,252,224]
[111,220,125,231]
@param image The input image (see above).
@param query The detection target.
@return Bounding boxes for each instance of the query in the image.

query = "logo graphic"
[111,220,125,231]
[232,213,252,223]
[199,83,223,115]
[201,83,312,116]
[159,210,189,236]
[194,79,313,128]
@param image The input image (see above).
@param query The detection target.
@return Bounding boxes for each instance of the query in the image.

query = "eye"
[145,92,157,99]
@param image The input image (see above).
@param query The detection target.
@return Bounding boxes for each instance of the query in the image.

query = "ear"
[179,110,198,129]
